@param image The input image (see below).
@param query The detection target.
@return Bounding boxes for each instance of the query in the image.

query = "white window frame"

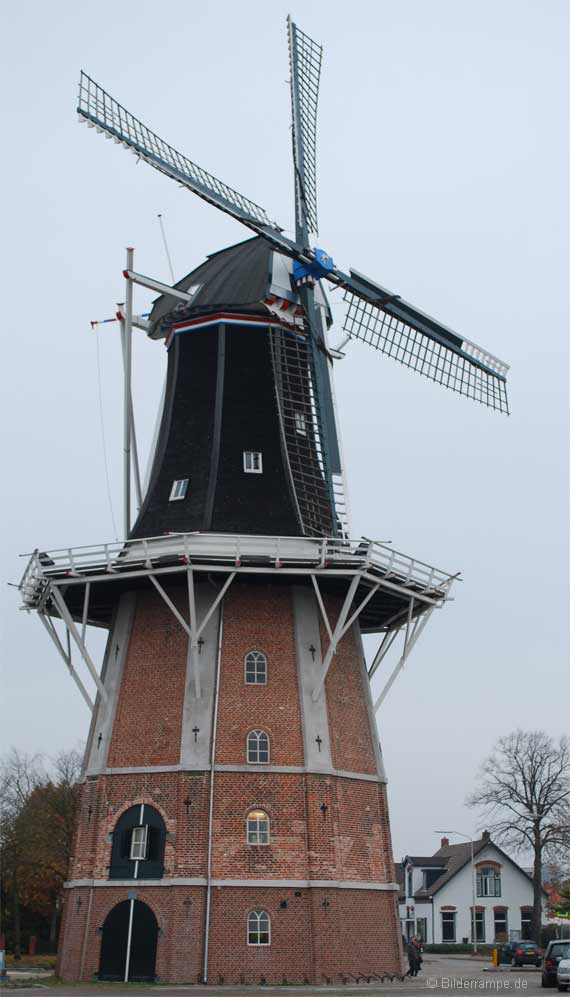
[471,909,486,943]
[476,866,501,897]
[169,478,189,501]
[130,825,148,860]
[247,729,270,764]
[245,651,267,686]
[247,910,271,946]
[247,809,270,846]
[243,451,263,474]
[294,411,307,436]
[441,910,456,942]
[494,909,508,941]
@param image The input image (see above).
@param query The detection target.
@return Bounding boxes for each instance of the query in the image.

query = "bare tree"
[467,730,570,942]
[0,750,46,958]
[0,748,82,956]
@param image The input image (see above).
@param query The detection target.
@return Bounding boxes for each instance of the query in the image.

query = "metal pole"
[118,317,142,510]
[123,248,134,538]
[124,897,135,983]
[203,603,224,984]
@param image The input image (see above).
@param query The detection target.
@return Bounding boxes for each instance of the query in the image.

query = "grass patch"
[5,954,57,969]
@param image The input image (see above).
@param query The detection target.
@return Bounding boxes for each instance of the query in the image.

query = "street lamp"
[435,830,478,955]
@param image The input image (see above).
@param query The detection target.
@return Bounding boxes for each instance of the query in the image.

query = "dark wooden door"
[99,900,157,982]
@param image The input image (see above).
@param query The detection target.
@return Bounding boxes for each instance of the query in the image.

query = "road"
[3,955,545,996]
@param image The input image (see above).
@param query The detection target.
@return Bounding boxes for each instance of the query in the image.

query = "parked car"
[499,941,542,967]
[542,941,570,988]
[556,954,570,992]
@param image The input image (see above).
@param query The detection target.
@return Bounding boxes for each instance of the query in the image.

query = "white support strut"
[49,588,108,701]
[149,570,237,699]
[312,573,361,701]
[186,568,201,699]
[38,613,94,711]
[373,602,436,712]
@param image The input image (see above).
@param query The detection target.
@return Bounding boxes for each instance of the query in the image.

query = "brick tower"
[21,238,457,983]
[20,14,509,986]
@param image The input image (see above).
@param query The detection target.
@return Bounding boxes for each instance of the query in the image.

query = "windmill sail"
[77,72,295,253]
[288,18,322,240]
[337,269,509,413]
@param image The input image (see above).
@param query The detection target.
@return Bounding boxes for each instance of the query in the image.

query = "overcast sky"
[1,0,568,861]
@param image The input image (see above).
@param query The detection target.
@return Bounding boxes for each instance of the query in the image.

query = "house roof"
[412,839,489,898]
[401,834,544,901]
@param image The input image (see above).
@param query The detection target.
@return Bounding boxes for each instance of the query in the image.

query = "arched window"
[109,804,166,880]
[247,809,270,845]
[247,730,270,764]
[245,651,267,685]
[247,910,271,946]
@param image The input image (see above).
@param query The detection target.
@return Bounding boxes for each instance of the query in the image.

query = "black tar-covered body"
[131,236,342,541]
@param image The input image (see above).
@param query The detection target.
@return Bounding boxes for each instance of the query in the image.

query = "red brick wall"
[215,583,304,766]
[60,883,402,983]
[323,598,378,775]
[108,589,187,767]
[59,580,403,984]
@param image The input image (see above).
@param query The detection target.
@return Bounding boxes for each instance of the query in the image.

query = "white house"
[398,832,538,945]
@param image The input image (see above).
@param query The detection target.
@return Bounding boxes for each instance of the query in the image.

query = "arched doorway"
[99,899,158,981]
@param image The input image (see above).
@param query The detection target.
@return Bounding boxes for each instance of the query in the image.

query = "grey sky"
[1,0,568,861]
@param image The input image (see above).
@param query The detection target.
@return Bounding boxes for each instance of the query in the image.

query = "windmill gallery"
[18,17,510,985]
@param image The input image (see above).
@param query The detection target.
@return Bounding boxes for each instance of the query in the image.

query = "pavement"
[0,955,546,996]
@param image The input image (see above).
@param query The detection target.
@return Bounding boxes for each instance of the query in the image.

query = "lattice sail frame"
[269,326,336,537]
[288,18,322,237]
[77,72,272,230]
[342,291,509,413]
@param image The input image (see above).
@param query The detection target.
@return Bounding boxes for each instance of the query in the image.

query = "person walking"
[407,938,421,977]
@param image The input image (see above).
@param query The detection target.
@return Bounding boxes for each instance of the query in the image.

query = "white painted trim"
[65,877,400,891]
[90,763,386,783]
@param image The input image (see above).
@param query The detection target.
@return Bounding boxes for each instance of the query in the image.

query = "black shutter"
[147,827,160,861]
[120,829,132,860]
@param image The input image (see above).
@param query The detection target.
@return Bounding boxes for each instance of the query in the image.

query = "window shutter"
[147,827,160,861]
[120,829,132,859]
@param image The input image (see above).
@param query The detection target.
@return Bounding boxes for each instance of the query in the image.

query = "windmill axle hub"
[293,247,335,286]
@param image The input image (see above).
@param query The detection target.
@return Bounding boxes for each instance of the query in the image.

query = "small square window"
[130,825,148,860]
[243,452,263,474]
[170,478,189,501]
[294,412,307,436]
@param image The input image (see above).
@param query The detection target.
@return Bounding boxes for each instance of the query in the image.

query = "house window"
[294,411,307,436]
[494,910,508,941]
[441,911,456,942]
[243,451,263,473]
[169,478,189,501]
[245,651,267,685]
[521,908,532,940]
[248,910,271,945]
[471,910,486,943]
[477,866,501,897]
[416,917,427,942]
[407,869,413,898]
[423,867,445,890]
[247,809,270,845]
[247,729,270,764]
[130,825,148,860]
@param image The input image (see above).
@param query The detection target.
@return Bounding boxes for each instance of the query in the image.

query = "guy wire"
[158,213,175,283]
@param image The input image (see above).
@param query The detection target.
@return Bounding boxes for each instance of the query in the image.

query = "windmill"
[19,17,509,986]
